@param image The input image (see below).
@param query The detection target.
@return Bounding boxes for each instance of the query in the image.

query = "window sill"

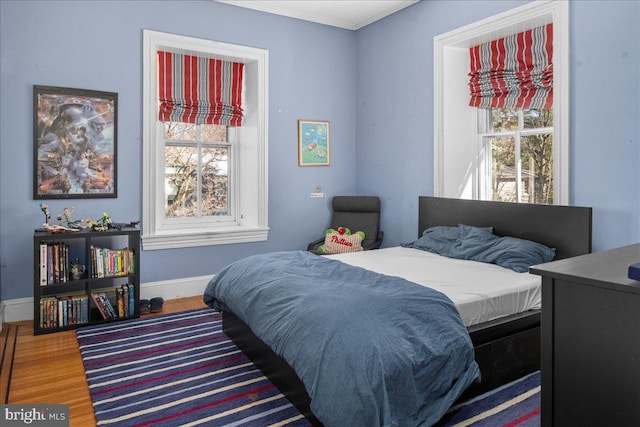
[142,227,270,250]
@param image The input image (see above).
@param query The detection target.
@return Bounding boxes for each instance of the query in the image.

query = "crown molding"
[215,0,418,31]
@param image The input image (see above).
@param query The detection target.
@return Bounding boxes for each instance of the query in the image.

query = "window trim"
[433,0,569,204]
[142,30,269,250]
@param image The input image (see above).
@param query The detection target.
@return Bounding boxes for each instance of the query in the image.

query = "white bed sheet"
[326,246,541,327]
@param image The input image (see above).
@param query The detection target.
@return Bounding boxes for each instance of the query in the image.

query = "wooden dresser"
[530,244,640,427]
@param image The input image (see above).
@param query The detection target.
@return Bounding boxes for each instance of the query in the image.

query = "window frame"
[162,123,235,222]
[433,1,569,205]
[478,108,554,203]
[142,30,269,250]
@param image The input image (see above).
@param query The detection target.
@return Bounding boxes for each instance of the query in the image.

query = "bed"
[204,196,592,426]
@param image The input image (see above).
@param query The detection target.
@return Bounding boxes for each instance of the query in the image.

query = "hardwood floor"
[1,323,19,404]
[6,296,208,427]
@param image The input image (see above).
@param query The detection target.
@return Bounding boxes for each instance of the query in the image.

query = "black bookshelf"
[33,227,140,335]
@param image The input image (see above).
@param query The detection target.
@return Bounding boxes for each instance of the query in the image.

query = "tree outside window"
[481,109,553,204]
[163,122,231,219]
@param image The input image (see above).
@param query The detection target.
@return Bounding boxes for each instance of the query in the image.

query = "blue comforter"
[203,251,480,427]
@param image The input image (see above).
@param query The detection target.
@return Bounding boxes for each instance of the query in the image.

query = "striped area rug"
[77,308,310,426]
[436,371,540,427]
[78,308,540,427]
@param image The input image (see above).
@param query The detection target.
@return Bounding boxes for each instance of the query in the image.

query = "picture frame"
[34,85,117,199]
[298,120,330,166]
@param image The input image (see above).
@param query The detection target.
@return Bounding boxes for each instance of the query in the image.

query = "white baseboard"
[2,297,31,324]
[139,275,211,302]
[2,275,212,323]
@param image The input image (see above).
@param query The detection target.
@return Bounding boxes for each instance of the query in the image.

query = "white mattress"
[326,246,541,327]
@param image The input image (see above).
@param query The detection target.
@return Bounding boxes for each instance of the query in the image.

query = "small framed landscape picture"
[298,120,330,166]
[34,85,117,199]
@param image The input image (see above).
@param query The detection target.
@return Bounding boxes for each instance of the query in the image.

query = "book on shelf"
[90,292,120,320]
[102,293,118,318]
[90,292,111,320]
[129,283,135,315]
[112,284,135,317]
[122,285,128,317]
[116,287,125,317]
[47,245,54,284]
[58,298,65,326]
[90,246,135,278]
[115,284,134,317]
[39,243,47,286]
[39,295,89,329]
[53,243,61,282]
[39,241,71,285]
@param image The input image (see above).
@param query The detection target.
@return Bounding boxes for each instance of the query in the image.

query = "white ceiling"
[215,0,419,31]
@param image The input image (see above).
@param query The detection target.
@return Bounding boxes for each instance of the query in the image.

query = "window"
[433,1,569,205]
[163,122,233,218]
[143,30,269,250]
[478,108,553,204]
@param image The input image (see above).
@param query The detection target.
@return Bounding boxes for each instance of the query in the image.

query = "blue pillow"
[404,224,556,273]
[457,224,556,272]
[402,225,494,258]
[488,236,556,272]
[402,226,460,257]
[453,225,498,259]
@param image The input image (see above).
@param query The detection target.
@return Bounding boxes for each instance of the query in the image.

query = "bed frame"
[222,196,592,426]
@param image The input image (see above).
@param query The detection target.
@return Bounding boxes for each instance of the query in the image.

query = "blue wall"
[356,0,640,250]
[0,1,356,300]
[1,0,638,301]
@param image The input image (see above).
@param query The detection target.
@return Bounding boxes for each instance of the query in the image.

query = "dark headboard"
[418,197,592,260]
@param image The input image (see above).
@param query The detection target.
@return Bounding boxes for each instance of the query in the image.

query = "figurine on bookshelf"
[85,216,108,232]
[85,212,140,231]
[40,203,51,225]
[70,258,86,280]
[109,220,140,230]
[85,212,116,231]
[56,207,86,230]
[38,203,78,232]
[98,212,112,229]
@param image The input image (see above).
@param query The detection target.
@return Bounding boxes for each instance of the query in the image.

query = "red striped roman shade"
[468,24,553,110]
[157,51,244,126]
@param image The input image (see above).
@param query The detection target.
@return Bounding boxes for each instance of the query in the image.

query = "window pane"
[490,136,516,202]
[523,109,552,129]
[200,124,227,143]
[201,147,229,216]
[491,108,519,132]
[165,146,197,218]
[521,133,553,204]
[163,122,196,141]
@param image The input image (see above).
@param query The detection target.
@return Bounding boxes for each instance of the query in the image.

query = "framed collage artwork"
[34,85,117,199]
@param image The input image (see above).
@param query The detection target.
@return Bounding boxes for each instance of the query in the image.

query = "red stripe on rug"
[504,407,541,427]
[93,354,246,395]
[133,384,276,427]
